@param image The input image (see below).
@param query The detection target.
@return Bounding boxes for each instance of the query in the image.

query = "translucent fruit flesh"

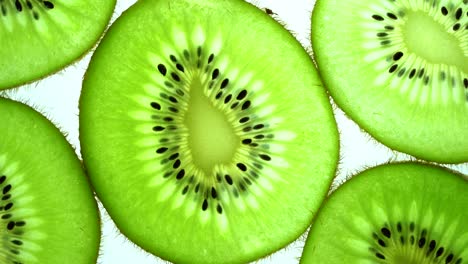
[80,0,339,263]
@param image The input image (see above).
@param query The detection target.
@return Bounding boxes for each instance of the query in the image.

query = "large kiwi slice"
[79,0,339,262]
[0,97,100,263]
[300,162,468,264]
[0,0,116,90]
[311,0,468,163]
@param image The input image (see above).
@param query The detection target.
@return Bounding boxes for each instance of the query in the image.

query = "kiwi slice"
[311,0,468,163]
[300,162,468,264]
[0,97,100,263]
[79,0,339,262]
[0,0,116,90]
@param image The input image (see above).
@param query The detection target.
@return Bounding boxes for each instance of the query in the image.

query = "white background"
[4,0,467,263]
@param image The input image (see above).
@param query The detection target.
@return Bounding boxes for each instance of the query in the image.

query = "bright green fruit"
[301,162,468,264]
[312,0,468,163]
[0,97,100,263]
[79,0,339,263]
[0,0,116,90]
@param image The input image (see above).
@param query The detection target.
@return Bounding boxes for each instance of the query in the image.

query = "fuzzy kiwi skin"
[0,97,101,263]
[0,1,116,90]
[311,0,468,163]
[300,162,468,264]
[79,0,339,263]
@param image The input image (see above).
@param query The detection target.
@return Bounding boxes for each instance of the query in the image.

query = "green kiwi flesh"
[311,0,468,163]
[0,0,116,90]
[0,97,100,263]
[300,162,468,264]
[79,0,339,263]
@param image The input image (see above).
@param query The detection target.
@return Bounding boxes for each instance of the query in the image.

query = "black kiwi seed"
[212,69,219,80]
[408,69,416,79]
[463,78,468,89]
[253,124,264,130]
[176,170,185,180]
[393,52,403,61]
[377,32,388,37]
[153,126,165,132]
[176,63,184,72]
[43,1,54,9]
[4,202,13,211]
[446,253,454,263]
[441,6,448,16]
[151,102,161,110]
[224,175,233,185]
[381,227,391,238]
[15,0,22,12]
[389,64,398,73]
[220,78,229,89]
[2,184,11,194]
[157,64,167,76]
[171,72,181,82]
[241,100,251,110]
[208,54,214,64]
[239,117,249,123]
[7,221,15,230]
[202,199,208,211]
[387,12,397,19]
[211,187,217,199]
[455,8,462,20]
[418,237,426,248]
[375,252,386,259]
[236,163,247,171]
[11,240,22,246]
[380,40,391,45]
[237,90,247,100]
[372,14,384,21]
[436,247,444,257]
[173,159,181,169]
[224,94,232,104]
[378,239,386,247]
[216,204,222,214]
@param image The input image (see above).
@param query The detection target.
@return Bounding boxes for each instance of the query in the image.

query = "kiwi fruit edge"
[311,0,468,163]
[79,0,340,263]
[0,0,116,90]
[0,96,101,263]
[300,161,468,264]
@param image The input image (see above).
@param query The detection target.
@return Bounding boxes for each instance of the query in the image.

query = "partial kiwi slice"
[0,97,100,263]
[301,162,468,264]
[0,0,116,90]
[79,0,339,263]
[311,0,468,163]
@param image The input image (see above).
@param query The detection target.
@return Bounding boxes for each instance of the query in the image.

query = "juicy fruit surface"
[312,0,468,163]
[0,0,116,90]
[300,162,468,264]
[0,97,100,263]
[79,0,339,263]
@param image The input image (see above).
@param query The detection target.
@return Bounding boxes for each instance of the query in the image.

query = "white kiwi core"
[403,11,467,72]
[184,77,239,175]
